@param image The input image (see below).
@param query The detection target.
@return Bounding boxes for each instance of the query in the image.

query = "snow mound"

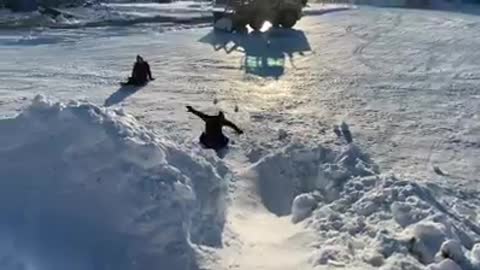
[252,142,480,269]
[252,143,377,217]
[251,143,378,218]
[307,164,480,269]
[0,95,228,270]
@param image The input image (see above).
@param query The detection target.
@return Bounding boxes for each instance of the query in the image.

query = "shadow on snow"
[104,84,145,107]
[199,28,312,79]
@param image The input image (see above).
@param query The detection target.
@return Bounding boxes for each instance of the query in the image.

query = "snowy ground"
[0,2,349,29]
[0,1,212,29]
[0,3,479,270]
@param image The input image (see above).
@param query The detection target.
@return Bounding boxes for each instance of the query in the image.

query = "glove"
[186,106,193,112]
[237,130,244,135]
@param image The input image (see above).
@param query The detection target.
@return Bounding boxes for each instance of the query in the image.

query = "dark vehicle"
[212,0,307,32]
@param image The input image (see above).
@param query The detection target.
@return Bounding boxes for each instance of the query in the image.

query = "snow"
[291,192,317,223]
[472,244,480,268]
[428,259,463,270]
[1,2,480,270]
[242,125,480,269]
[0,2,350,30]
[301,170,480,269]
[0,1,213,29]
[0,95,228,270]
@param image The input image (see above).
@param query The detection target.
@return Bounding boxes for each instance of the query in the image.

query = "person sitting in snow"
[125,55,154,86]
[186,105,243,150]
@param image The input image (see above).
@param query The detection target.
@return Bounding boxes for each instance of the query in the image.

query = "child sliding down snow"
[186,105,243,150]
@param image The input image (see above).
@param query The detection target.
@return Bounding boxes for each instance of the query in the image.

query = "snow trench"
[0,95,228,270]
[251,143,377,217]
[251,142,480,269]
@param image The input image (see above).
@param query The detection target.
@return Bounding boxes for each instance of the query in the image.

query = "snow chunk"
[437,240,469,266]
[391,201,429,227]
[407,222,449,264]
[291,193,317,223]
[427,259,462,270]
[471,244,480,268]
[311,245,352,267]
[0,96,228,270]
[362,251,385,267]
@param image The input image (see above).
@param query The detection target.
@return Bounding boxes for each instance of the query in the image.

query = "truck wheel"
[233,20,248,33]
[213,11,223,23]
[271,20,280,28]
[250,17,265,31]
[279,11,297,29]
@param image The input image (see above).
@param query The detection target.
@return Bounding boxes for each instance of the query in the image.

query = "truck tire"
[271,20,280,28]
[233,19,248,33]
[279,10,298,29]
[213,11,223,23]
[250,16,265,31]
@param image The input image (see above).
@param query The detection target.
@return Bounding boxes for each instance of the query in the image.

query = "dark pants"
[200,133,229,150]
[126,77,148,86]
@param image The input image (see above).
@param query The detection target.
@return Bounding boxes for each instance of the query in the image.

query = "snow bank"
[252,141,480,269]
[0,1,212,29]
[0,95,228,270]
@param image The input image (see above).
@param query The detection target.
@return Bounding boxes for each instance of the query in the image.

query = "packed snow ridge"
[253,140,480,269]
[0,95,229,270]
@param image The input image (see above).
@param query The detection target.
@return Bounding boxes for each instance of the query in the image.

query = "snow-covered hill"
[0,95,229,270]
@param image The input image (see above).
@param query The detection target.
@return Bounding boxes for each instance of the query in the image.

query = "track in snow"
[198,153,314,270]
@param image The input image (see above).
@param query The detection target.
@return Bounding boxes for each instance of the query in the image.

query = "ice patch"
[0,95,228,270]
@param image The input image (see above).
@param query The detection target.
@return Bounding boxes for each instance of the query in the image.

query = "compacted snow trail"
[199,157,314,270]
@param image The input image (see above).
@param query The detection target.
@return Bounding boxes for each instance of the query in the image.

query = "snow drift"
[251,142,480,269]
[0,95,228,270]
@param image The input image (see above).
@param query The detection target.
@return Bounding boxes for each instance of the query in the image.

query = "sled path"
[201,152,314,270]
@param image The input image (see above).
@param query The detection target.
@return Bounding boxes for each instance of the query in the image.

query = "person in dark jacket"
[186,105,243,150]
[126,55,154,86]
